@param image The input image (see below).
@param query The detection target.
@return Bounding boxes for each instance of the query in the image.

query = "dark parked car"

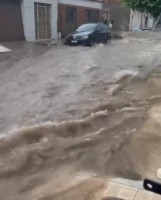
[65,23,111,46]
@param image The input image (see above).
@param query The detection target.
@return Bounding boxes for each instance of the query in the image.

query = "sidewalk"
[32,172,161,200]
[76,173,161,200]
[104,179,161,200]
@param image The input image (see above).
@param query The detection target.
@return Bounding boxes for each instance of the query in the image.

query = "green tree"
[123,0,161,17]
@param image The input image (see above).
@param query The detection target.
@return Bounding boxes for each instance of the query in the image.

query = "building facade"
[22,0,58,41]
[103,0,130,31]
[58,0,103,37]
[0,0,58,42]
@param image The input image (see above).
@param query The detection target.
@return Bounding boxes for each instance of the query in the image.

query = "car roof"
[82,23,107,26]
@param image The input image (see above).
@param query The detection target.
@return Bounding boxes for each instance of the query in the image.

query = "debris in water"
[0,45,11,53]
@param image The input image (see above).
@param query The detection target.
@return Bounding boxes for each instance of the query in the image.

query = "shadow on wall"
[110,6,130,31]
[61,23,76,37]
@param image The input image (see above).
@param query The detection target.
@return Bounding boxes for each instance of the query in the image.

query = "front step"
[35,39,58,46]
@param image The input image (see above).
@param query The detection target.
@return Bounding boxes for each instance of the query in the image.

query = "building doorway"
[35,2,51,40]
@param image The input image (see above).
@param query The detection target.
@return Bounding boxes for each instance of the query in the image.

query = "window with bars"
[66,7,76,23]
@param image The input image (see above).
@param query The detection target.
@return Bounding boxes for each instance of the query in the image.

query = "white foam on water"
[113,69,138,83]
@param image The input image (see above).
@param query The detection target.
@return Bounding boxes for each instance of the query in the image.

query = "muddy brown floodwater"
[1,38,161,199]
[1,72,161,200]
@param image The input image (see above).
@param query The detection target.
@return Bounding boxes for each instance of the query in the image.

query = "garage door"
[0,0,24,41]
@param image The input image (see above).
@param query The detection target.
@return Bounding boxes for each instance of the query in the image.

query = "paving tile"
[134,191,161,200]
[138,189,159,196]
[137,189,161,199]
[109,181,139,191]
[76,174,161,200]
[110,178,143,189]
[103,181,137,200]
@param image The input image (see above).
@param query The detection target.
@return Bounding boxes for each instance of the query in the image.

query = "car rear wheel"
[104,38,108,44]
[86,39,95,47]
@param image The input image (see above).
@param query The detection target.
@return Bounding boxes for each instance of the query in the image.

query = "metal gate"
[0,0,24,41]
[35,3,51,40]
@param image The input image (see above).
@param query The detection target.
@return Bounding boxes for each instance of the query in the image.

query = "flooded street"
[0,39,161,132]
[1,38,161,199]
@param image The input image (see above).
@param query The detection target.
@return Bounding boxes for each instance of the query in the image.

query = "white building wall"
[129,10,141,30]
[59,0,103,9]
[148,17,154,28]
[22,0,58,41]
[129,10,154,30]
